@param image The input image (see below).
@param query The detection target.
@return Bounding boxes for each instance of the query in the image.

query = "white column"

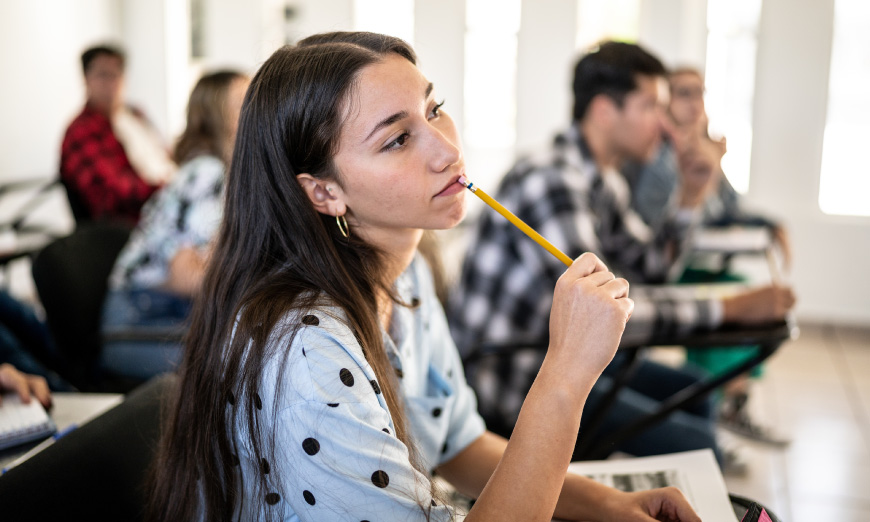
[414,0,466,139]
[515,0,578,153]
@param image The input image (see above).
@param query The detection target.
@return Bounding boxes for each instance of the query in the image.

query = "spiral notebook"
[0,393,56,451]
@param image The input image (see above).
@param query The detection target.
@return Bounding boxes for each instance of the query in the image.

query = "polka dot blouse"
[228,254,486,521]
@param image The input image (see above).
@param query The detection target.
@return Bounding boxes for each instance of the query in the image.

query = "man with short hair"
[60,45,175,224]
[449,41,794,467]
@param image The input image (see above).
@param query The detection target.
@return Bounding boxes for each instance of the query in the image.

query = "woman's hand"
[547,252,634,382]
[593,487,702,522]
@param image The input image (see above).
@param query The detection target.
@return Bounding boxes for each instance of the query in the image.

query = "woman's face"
[225,77,250,146]
[668,72,705,127]
[329,54,466,245]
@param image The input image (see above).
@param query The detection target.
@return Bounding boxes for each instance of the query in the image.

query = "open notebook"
[0,393,56,451]
[566,449,738,522]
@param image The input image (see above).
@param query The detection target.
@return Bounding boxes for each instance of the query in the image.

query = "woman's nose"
[428,127,461,173]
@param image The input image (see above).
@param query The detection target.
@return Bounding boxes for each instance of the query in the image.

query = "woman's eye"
[384,132,410,151]
[429,100,445,119]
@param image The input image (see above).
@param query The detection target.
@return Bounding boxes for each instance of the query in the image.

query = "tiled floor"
[665,323,870,521]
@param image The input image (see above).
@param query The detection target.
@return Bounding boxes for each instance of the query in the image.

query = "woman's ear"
[296,174,346,217]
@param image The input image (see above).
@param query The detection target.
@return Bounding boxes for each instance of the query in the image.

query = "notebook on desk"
[0,394,56,451]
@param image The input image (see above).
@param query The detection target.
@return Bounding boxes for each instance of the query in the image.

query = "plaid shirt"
[60,104,160,223]
[448,126,721,423]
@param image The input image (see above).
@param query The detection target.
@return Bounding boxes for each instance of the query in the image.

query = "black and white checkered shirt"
[448,126,722,424]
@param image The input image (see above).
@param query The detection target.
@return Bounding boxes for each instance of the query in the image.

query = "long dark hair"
[148,33,426,521]
[173,70,247,164]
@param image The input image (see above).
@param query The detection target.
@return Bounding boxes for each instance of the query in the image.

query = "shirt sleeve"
[250,319,455,522]
[513,164,696,285]
[620,285,723,347]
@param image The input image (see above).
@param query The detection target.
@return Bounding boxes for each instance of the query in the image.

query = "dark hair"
[174,70,248,164]
[147,32,429,521]
[571,40,666,121]
[81,44,125,74]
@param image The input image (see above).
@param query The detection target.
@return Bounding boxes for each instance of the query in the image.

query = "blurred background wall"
[0,0,867,326]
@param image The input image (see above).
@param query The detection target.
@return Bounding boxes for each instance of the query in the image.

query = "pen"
[1,423,78,474]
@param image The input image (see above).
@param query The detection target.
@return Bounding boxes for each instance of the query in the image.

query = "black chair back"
[31,223,131,382]
[0,374,174,521]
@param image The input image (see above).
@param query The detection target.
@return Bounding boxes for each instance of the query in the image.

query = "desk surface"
[0,392,123,468]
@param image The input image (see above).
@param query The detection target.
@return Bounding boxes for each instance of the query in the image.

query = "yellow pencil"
[458,176,573,267]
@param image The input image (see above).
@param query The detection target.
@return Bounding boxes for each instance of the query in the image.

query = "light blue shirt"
[230,254,486,521]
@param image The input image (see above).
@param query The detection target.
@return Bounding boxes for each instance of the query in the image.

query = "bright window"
[704,0,761,194]
[819,0,870,216]
[462,0,521,189]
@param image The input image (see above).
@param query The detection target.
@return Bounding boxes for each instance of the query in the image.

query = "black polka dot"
[302,347,306,357]
[432,407,442,418]
[303,490,316,505]
[370,380,381,395]
[327,403,339,408]
[411,297,420,307]
[382,428,390,435]
[371,470,389,488]
[265,492,281,505]
[431,499,437,507]
[302,314,319,326]
[394,368,404,379]
[261,458,270,474]
[230,454,239,466]
[339,368,354,387]
[441,441,448,454]
[254,393,262,410]
[302,437,320,456]
[227,391,235,405]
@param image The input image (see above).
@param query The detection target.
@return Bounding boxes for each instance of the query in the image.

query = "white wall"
[0,0,121,183]
[749,0,869,325]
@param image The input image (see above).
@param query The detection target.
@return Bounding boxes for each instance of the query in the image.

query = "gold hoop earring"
[336,214,349,238]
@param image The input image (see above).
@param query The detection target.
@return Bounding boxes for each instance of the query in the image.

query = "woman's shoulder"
[261,305,374,404]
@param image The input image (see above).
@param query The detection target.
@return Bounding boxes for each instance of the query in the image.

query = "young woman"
[101,71,249,379]
[149,32,699,521]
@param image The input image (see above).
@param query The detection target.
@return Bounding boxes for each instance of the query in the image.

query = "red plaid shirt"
[60,104,161,223]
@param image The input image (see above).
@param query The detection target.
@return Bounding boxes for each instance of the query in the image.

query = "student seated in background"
[0,363,51,409]
[449,41,795,468]
[626,67,794,445]
[149,32,699,522]
[60,44,176,225]
[101,71,249,379]
[627,66,792,265]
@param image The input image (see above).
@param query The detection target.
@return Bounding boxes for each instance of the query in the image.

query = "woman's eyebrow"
[364,83,435,143]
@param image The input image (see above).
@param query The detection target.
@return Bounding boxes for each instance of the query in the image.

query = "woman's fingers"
[567,252,609,278]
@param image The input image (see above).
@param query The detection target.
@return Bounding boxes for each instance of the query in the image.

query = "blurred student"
[450,42,795,467]
[60,44,176,224]
[629,67,792,266]
[100,70,249,379]
[0,290,72,393]
[628,67,793,445]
